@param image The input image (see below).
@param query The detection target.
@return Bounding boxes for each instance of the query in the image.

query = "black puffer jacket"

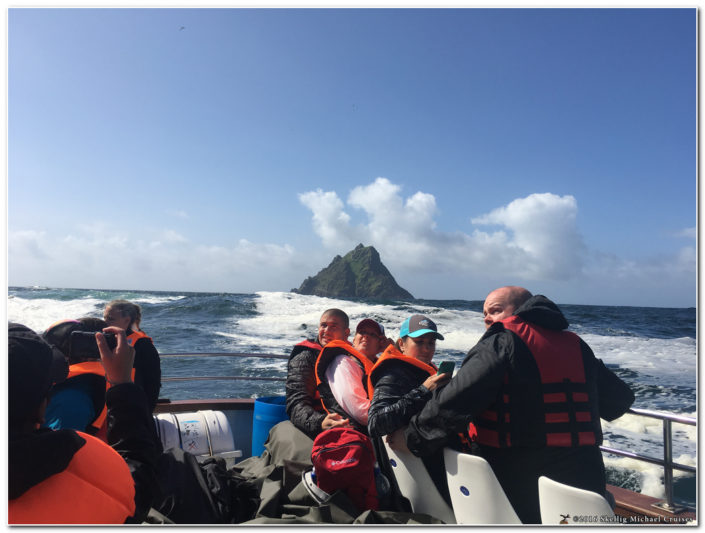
[367,347,434,438]
[285,339,325,440]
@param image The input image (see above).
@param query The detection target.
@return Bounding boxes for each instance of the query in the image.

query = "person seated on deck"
[367,314,453,503]
[104,299,161,412]
[8,323,160,524]
[285,308,353,441]
[42,317,126,441]
[313,318,388,433]
[403,286,636,524]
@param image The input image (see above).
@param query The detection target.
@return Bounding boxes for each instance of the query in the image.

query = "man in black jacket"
[404,286,635,524]
[8,323,160,524]
[285,308,352,439]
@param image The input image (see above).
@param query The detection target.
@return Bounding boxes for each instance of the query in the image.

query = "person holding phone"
[367,314,455,504]
[368,315,449,440]
[9,323,160,524]
[42,318,118,439]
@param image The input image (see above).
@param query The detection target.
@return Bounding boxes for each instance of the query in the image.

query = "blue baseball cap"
[399,314,444,340]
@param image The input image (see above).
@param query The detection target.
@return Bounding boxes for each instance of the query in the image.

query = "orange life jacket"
[367,345,477,446]
[8,431,136,524]
[289,339,325,412]
[315,340,376,431]
[127,330,151,346]
[474,315,598,448]
[367,343,437,399]
[65,362,136,441]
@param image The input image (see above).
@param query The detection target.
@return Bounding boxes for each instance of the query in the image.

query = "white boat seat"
[382,440,456,524]
[443,447,522,524]
[538,475,615,525]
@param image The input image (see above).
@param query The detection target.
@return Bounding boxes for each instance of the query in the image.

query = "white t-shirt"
[324,354,370,425]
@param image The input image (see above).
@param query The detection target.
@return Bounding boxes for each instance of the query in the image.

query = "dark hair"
[43,317,108,364]
[105,299,142,329]
[321,308,349,329]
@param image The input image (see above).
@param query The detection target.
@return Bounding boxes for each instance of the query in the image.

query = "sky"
[7,7,696,308]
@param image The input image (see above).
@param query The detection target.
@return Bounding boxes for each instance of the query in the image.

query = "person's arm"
[325,356,370,425]
[579,339,635,420]
[132,338,161,412]
[368,365,433,438]
[405,331,512,456]
[97,328,160,524]
[285,350,327,438]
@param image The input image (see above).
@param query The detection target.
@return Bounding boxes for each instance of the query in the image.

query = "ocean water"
[7,286,697,507]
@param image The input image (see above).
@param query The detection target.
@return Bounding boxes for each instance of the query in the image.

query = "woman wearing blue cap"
[367,314,449,441]
[367,314,453,504]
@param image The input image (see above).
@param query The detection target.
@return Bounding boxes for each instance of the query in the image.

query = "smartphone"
[437,361,455,375]
[70,331,116,360]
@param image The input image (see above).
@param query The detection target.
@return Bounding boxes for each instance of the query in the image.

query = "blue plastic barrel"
[251,395,288,457]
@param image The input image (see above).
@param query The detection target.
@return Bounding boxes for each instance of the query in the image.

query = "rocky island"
[292,244,414,300]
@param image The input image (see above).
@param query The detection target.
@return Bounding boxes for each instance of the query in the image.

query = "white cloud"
[8,226,299,292]
[298,189,353,247]
[298,179,694,305]
[166,209,189,219]
[675,227,696,239]
[300,180,585,281]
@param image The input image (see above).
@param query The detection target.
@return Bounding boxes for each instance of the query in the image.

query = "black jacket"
[9,383,161,523]
[132,335,161,412]
[368,357,433,439]
[405,295,635,523]
[285,339,325,440]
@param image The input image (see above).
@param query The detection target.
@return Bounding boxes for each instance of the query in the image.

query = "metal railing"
[600,407,696,514]
[160,353,696,514]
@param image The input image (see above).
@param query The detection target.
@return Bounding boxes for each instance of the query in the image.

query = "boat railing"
[160,353,696,514]
[600,407,696,514]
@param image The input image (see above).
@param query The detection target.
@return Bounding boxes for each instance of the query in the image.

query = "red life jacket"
[475,315,599,448]
[8,431,136,524]
[315,340,375,432]
[289,339,325,412]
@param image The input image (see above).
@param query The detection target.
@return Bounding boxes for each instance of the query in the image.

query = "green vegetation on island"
[292,244,414,300]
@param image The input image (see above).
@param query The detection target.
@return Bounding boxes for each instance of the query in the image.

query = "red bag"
[311,427,378,512]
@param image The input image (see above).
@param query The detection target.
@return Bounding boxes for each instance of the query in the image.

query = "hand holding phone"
[70,330,116,360]
[437,360,455,375]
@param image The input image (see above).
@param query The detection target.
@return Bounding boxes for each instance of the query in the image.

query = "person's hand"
[96,326,135,386]
[421,372,450,392]
[385,427,410,453]
[321,412,351,430]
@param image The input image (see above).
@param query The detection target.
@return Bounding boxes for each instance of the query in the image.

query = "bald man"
[404,286,634,523]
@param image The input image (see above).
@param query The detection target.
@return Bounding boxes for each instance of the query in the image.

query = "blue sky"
[8,8,696,307]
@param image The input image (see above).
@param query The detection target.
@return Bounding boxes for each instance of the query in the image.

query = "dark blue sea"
[8,286,696,507]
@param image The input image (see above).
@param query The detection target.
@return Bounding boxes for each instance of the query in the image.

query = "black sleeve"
[285,349,325,439]
[132,338,161,412]
[367,365,432,438]
[105,383,161,524]
[405,331,512,456]
[579,340,635,421]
